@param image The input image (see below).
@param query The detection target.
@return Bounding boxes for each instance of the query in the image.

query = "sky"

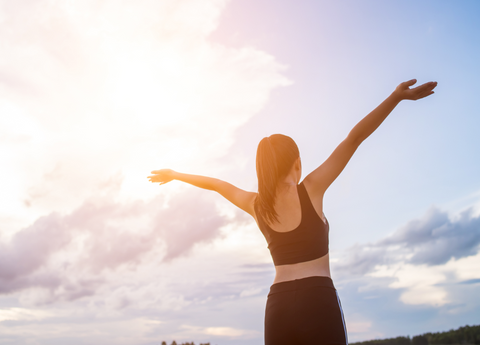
[0,1,479,344]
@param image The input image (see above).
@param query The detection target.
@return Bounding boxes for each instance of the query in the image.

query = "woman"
[148,79,437,345]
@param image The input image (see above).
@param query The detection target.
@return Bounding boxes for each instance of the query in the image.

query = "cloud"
[0,0,290,232]
[0,1,286,342]
[0,188,232,301]
[0,213,70,284]
[334,206,480,307]
[0,207,271,344]
[180,324,261,339]
[336,206,480,276]
[0,308,52,322]
[153,189,229,261]
[458,278,480,285]
[381,207,480,265]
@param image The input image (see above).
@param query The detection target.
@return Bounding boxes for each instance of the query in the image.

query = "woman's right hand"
[148,169,176,185]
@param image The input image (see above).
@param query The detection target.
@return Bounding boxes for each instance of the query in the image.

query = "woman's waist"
[273,254,331,284]
[269,275,335,296]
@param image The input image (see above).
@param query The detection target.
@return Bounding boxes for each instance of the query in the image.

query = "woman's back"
[266,183,302,233]
[254,181,332,284]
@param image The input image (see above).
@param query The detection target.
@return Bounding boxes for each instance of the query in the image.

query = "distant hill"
[351,324,480,345]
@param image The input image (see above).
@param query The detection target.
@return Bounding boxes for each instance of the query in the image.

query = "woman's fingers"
[402,79,417,88]
[412,81,435,92]
[418,82,437,98]
[406,81,437,100]
[147,169,174,185]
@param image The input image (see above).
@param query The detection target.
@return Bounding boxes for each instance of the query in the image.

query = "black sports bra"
[255,182,329,266]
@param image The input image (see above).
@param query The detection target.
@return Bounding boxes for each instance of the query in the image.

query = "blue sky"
[0,1,479,344]
[213,1,480,340]
[216,0,480,247]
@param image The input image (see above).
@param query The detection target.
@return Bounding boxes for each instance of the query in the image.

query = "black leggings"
[265,276,348,345]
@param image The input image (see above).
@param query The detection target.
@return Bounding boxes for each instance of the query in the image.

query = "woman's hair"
[255,134,299,224]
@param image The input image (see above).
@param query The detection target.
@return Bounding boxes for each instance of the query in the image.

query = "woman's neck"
[277,178,299,195]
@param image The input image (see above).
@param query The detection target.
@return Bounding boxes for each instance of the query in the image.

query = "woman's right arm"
[148,169,256,216]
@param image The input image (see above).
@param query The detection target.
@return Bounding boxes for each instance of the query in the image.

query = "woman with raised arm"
[148,79,437,345]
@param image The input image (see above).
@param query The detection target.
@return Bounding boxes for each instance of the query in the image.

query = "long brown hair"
[255,134,299,224]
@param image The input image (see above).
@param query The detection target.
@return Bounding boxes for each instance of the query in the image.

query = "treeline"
[351,324,480,345]
[162,340,210,345]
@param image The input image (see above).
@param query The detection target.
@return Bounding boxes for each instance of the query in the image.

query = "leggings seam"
[336,290,349,345]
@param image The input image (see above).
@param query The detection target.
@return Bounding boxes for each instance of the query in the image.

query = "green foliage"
[352,336,411,345]
[424,325,480,345]
[412,335,428,345]
[351,324,480,345]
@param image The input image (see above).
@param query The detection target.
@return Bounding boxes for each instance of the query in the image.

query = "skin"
[148,79,437,284]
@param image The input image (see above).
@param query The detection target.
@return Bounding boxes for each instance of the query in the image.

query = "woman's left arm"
[305,79,437,197]
[148,169,256,216]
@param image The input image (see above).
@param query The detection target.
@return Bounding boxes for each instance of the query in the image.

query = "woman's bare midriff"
[273,253,331,284]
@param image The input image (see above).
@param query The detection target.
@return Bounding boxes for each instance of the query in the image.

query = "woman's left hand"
[394,79,438,101]
[148,169,176,185]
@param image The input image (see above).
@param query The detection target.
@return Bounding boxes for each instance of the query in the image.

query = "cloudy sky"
[1,1,479,344]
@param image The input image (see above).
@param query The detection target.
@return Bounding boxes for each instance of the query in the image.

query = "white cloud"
[0,2,287,339]
[0,307,52,322]
[335,205,480,307]
[369,264,449,306]
[0,0,290,234]
[0,188,240,301]
[204,326,259,337]
[239,287,262,298]
[180,324,261,339]
[344,314,383,341]
[0,185,270,344]
[0,220,271,343]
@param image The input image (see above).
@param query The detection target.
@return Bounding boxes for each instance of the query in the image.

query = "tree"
[412,335,428,345]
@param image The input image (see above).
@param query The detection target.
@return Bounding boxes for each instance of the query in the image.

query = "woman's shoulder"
[300,177,324,217]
